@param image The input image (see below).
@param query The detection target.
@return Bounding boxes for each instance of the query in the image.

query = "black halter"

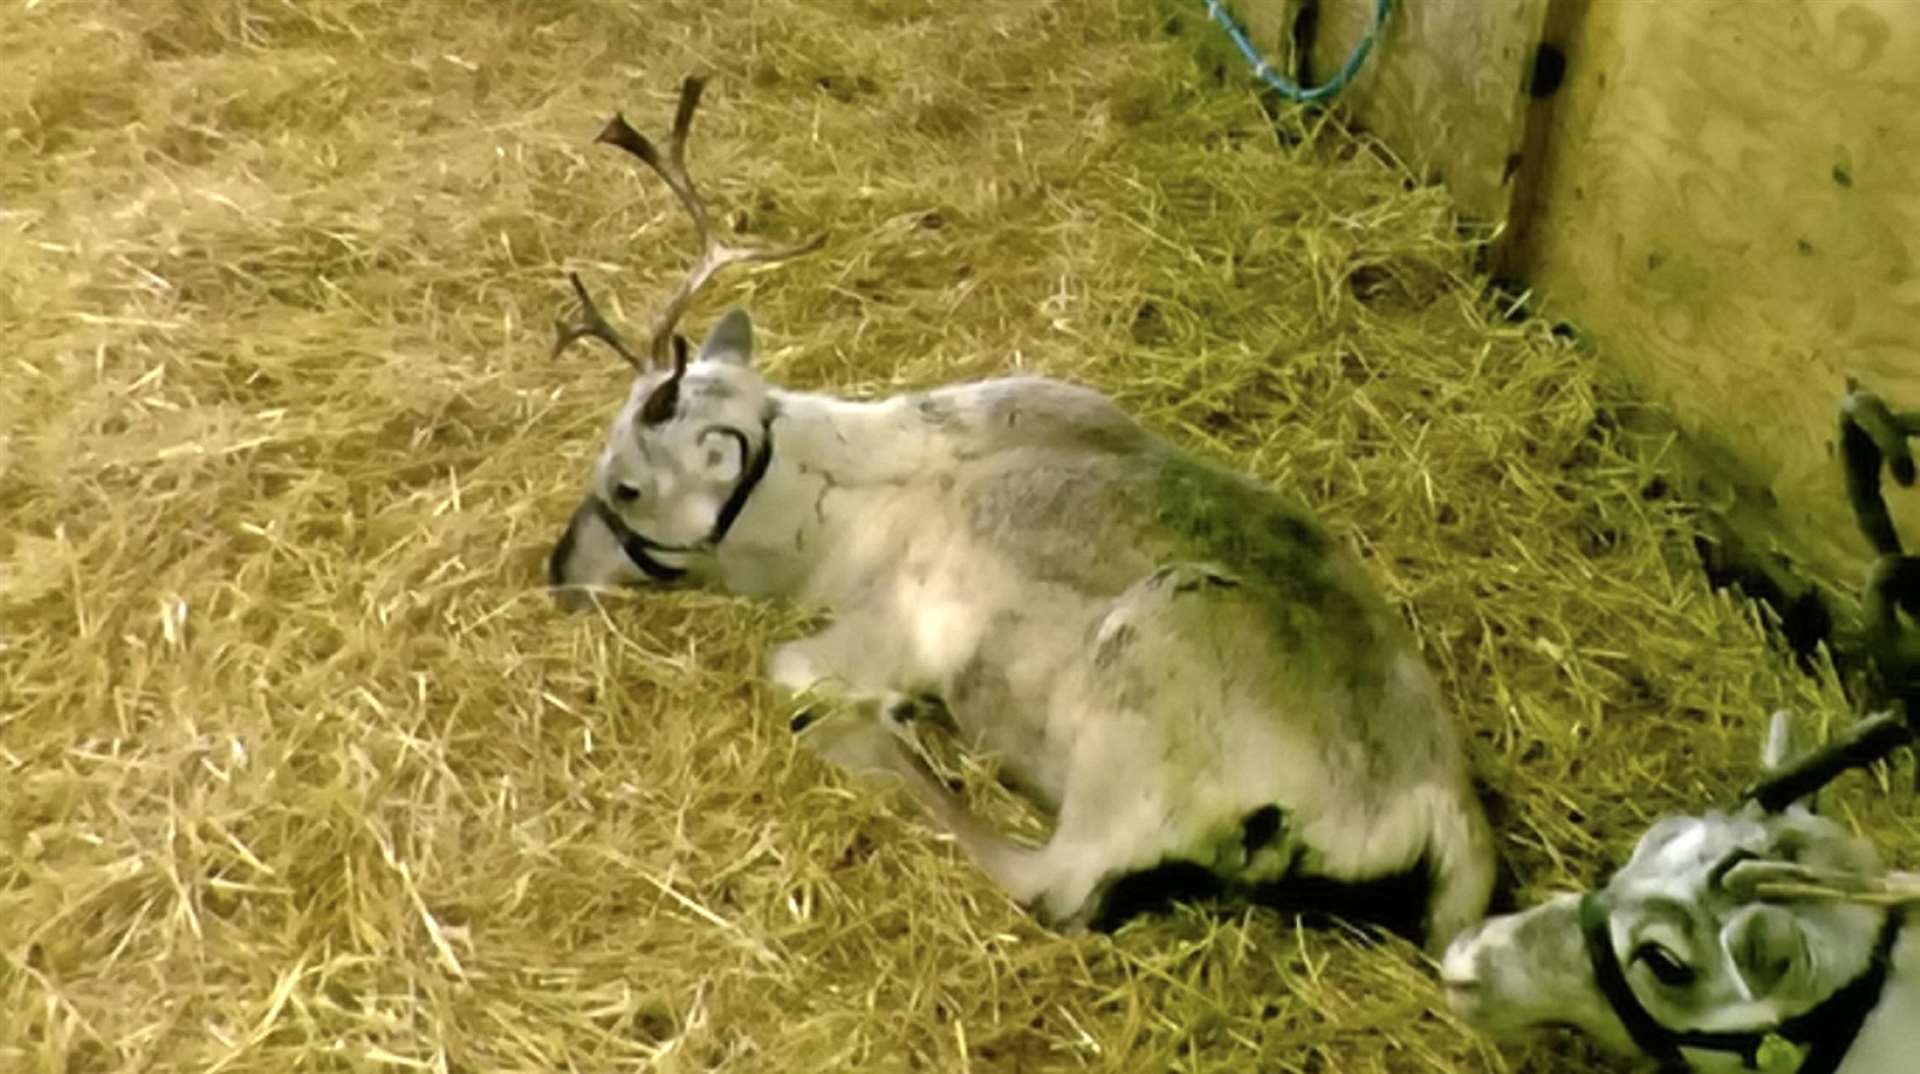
[707,421,775,544]
[588,496,689,583]
[1579,893,1903,1074]
[592,420,774,583]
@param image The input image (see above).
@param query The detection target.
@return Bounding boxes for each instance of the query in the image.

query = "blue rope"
[1203,0,1396,104]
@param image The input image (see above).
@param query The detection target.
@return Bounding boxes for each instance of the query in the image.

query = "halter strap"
[708,420,774,545]
[592,419,773,582]
[1580,893,1902,1073]
[588,496,688,583]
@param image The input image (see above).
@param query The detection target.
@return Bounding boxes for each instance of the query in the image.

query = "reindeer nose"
[546,535,598,613]
[546,536,572,588]
[549,585,597,613]
[1440,977,1479,1016]
[1437,940,1489,1019]
[1437,922,1489,985]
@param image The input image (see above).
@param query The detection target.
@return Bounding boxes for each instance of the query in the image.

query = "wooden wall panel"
[1508,0,1920,584]
[1235,0,1550,230]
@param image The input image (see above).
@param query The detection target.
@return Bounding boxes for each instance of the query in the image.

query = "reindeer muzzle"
[545,421,774,609]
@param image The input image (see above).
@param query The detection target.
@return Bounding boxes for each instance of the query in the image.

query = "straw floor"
[4,1,1915,1071]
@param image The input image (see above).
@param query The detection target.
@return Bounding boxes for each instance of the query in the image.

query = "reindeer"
[1441,382,1920,1073]
[1440,711,1918,1074]
[543,75,1496,954]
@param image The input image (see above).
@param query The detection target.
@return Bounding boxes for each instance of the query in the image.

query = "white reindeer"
[1441,710,1917,1073]
[545,76,1496,954]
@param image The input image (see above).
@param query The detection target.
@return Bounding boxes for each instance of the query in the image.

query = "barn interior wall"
[1507,0,1920,590]
[1236,0,1920,595]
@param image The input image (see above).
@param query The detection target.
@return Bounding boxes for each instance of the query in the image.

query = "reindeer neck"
[704,386,948,598]
[761,387,957,485]
[1835,913,1918,1074]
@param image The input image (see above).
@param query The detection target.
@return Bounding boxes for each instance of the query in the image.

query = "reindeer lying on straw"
[541,76,1495,953]
[1443,382,1920,1073]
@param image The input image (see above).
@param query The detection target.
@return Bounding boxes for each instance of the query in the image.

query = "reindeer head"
[1440,712,1902,1072]
[544,76,823,610]
[547,307,780,605]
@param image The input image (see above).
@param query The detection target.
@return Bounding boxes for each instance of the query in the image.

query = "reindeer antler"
[554,75,827,373]
[1742,378,1920,810]
[552,272,646,370]
[1722,858,1920,907]
[1743,709,1912,812]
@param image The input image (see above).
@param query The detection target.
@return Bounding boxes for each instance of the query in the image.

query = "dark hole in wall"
[1484,277,1531,323]
[1529,42,1567,98]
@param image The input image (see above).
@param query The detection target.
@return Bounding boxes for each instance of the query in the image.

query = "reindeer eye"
[611,482,642,505]
[1632,943,1695,987]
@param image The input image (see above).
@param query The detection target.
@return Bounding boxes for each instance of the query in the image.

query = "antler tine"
[644,229,829,365]
[1841,379,1920,729]
[1721,859,1920,906]
[1741,709,1913,812]
[592,74,828,367]
[596,77,713,237]
[1864,554,1920,752]
[668,72,703,176]
[553,272,646,371]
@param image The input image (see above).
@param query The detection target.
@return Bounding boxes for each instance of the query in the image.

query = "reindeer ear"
[1720,904,1805,1002]
[697,307,754,367]
[1762,710,1803,771]
[1755,709,1823,815]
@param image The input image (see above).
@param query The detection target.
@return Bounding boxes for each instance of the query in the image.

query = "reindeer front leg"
[766,615,958,729]
[765,616,924,769]
[766,622,1068,915]
[766,621,872,701]
[791,692,1071,910]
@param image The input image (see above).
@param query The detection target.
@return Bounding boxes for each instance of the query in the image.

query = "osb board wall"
[1506,0,1920,585]
[1234,0,1549,230]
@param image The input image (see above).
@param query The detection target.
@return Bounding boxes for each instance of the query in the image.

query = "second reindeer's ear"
[641,335,690,425]
[1720,904,1806,1003]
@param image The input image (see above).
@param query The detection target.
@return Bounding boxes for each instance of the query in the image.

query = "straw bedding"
[3,1,1914,1071]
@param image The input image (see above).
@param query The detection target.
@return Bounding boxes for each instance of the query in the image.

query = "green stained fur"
[1147,450,1376,653]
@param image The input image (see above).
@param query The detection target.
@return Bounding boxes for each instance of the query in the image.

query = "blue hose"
[1203,0,1396,104]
